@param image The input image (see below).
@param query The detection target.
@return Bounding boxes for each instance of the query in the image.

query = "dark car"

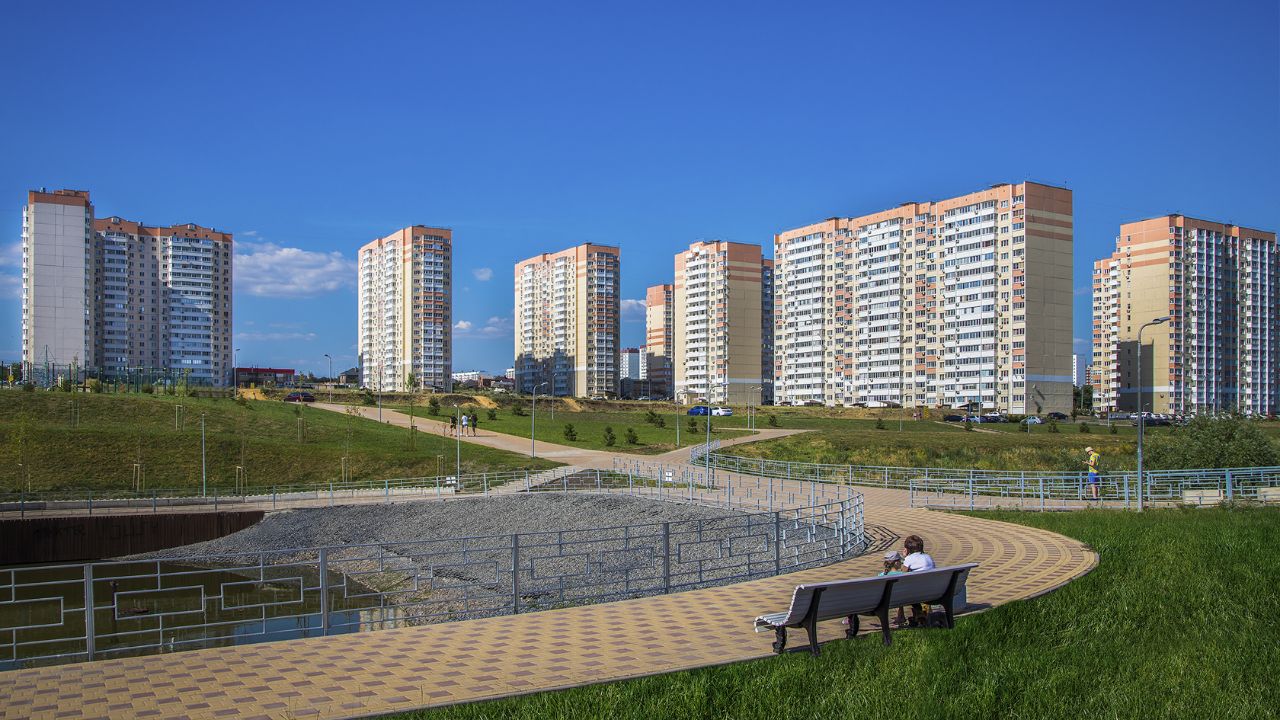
[284,392,316,403]
[687,405,710,416]
[1047,412,1069,421]
[943,414,964,422]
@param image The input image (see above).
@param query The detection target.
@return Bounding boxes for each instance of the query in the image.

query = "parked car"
[981,414,1007,423]
[1047,412,1069,421]
[687,405,710,416]
[636,395,651,401]
[943,414,964,422]
[963,415,985,423]
[803,400,823,407]
[589,395,607,401]
[1022,416,1045,425]
[283,392,315,403]
[710,407,733,416]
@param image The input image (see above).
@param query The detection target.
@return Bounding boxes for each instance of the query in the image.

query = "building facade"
[1092,215,1278,416]
[357,226,453,392]
[21,189,234,386]
[672,240,764,405]
[644,283,674,399]
[513,244,620,397]
[761,258,775,405]
[773,181,1074,414]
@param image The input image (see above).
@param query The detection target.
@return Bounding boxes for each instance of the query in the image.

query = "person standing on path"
[460,412,469,437]
[469,413,479,436]
[449,414,457,436]
[1084,446,1101,500]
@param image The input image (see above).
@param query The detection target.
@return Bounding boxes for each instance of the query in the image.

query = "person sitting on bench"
[902,535,936,627]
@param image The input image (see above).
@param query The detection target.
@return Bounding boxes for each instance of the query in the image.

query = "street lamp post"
[324,354,333,402]
[200,413,207,497]
[1136,316,1170,512]
[531,382,548,458]
[453,403,461,480]
[233,348,240,389]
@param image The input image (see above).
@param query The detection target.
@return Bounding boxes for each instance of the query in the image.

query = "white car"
[1022,416,1045,425]
[710,407,733,416]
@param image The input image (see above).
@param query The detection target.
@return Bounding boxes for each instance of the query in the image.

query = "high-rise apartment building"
[21,190,96,380]
[357,226,453,392]
[1092,215,1278,416]
[644,283,674,399]
[672,241,763,405]
[95,216,233,386]
[513,244,620,397]
[761,258,775,405]
[21,189,234,386]
[774,182,1074,413]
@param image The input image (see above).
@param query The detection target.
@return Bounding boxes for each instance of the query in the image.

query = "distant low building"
[235,367,296,387]
[338,367,360,385]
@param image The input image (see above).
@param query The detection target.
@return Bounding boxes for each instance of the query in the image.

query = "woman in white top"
[901,535,935,627]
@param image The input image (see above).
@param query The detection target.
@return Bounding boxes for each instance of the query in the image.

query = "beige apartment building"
[645,283,674,399]
[357,226,452,392]
[1092,215,1278,416]
[21,189,234,387]
[513,244,620,397]
[773,181,1074,414]
[672,240,764,405]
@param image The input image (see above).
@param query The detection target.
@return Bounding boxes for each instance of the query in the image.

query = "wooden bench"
[754,563,977,655]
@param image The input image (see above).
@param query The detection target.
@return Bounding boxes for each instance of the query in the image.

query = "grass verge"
[0,391,560,492]
[394,506,1279,720]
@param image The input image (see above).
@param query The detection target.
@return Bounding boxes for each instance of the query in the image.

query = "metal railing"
[689,438,721,463]
[705,451,1280,510]
[0,467,594,517]
[0,470,865,669]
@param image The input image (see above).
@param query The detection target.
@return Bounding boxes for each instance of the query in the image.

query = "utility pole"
[531,382,548,458]
[324,353,333,402]
[200,414,207,497]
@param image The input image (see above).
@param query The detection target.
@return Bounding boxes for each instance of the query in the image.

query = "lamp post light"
[324,353,333,402]
[1136,316,1170,512]
[531,382,548,459]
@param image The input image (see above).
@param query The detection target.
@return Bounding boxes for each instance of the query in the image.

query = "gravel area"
[136,493,850,626]
[149,493,741,557]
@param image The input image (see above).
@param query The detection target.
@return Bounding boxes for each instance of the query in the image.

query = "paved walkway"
[0,407,1099,719]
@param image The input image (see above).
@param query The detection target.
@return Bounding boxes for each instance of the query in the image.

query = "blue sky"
[1,1,1276,375]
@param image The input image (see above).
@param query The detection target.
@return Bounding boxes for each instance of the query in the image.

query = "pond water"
[0,560,384,670]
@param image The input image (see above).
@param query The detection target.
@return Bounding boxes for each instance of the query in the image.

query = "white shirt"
[903,552,935,572]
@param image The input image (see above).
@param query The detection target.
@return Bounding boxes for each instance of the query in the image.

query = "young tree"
[625,427,639,444]
[603,426,616,447]
[563,423,577,441]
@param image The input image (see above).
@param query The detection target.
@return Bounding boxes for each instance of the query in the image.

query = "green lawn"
[0,391,559,493]
[390,404,753,454]
[396,506,1280,720]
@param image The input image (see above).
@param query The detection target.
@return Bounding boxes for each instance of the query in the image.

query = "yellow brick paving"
[0,477,1096,720]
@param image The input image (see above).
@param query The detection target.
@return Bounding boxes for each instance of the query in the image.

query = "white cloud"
[472,267,493,281]
[235,331,318,342]
[1074,285,1092,297]
[621,298,645,321]
[235,241,356,298]
[454,316,512,338]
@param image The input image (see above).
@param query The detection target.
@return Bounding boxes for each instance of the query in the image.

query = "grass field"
[398,506,1280,720]
[389,403,753,454]
[0,391,559,493]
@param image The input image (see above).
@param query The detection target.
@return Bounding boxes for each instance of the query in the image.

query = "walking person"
[449,414,457,436]
[460,412,469,437]
[1083,446,1101,500]
[469,413,479,436]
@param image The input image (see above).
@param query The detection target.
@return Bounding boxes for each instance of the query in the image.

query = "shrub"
[235,393,249,408]
[1048,420,1060,433]
[1110,422,1118,435]
[603,426,616,447]
[360,390,375,406]
[687,416,698,433]
[768,414,779,427]
[428,397,441,416]
[645,409,661,425]
[1079,421,1091,433]
[963,420,973,432]
[486,408,497,421]
[1020,421,1030,433]
[21,383,35,392]
[875,417,886,430]
[1146,417,1280,469]
[562,423,577,441]
[654,416,665,428]
[625,427,639,444]
[513,404,527,417]
[141,383,154,394]
[85,379,102,394]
